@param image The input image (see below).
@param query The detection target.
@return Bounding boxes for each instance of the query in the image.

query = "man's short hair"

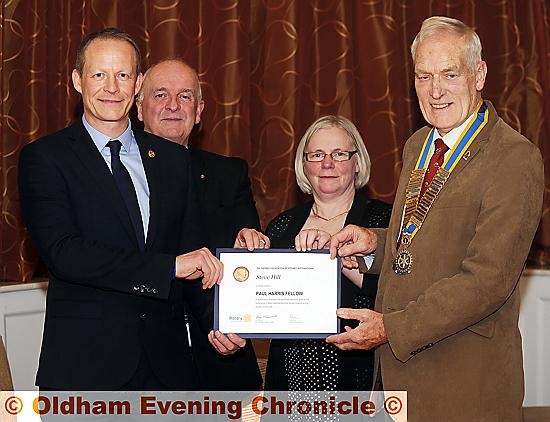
[136,58,203,103]
[75,27,142,75]
[295,115,371,195]
[411,16,482,73]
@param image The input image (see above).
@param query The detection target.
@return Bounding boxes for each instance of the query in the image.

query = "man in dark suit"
[136,59,266,390]
[326,17,544,421]
[18,28,242,390]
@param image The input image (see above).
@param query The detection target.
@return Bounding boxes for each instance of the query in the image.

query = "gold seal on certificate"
[215,249,341,339]
[233,266,249,282]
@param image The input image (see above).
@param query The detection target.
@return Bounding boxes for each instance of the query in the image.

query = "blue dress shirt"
[82,116,150,240]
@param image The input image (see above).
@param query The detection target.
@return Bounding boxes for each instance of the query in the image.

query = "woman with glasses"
[264,115,392,391]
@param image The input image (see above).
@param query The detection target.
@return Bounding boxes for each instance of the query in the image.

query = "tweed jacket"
[0,337,12,390]
[370,101,544,422]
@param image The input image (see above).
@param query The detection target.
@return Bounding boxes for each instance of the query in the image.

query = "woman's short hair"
[295,115,371,195]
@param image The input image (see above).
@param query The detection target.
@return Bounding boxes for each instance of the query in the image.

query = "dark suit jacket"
[18,120,209,390]
[189,148,261,248]
[187,148,262,390]
[370,101,544,421]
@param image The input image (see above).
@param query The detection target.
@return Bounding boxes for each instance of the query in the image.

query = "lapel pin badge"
[200,174,206,179]
[148,150,155,158]
[462,151,471,160]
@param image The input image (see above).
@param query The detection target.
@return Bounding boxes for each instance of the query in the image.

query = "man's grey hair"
[411,16,482,73]
[295,115,371,195]
[136,58,203,103]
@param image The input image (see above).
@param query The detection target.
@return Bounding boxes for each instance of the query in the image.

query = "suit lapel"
[435,105,496,192]
[136,133,160,249]
[189,149,212,207]
[391,101,498,253]
[418,102,496,213]
[67,121,137,242]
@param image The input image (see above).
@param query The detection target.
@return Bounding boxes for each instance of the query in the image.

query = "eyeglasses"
[303,150,358,162]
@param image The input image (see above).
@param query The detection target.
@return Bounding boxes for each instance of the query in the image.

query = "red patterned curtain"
[2,0,549,281]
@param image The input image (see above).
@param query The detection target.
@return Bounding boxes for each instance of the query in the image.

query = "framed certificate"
[214,248,341,339]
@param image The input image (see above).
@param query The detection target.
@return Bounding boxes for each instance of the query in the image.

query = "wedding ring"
[259,239,266,246]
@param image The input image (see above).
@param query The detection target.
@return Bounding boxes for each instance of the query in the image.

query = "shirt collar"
[82,115,134,153]
[433,109,477,151]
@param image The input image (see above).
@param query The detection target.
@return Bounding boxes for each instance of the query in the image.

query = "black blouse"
[264,193,392,391]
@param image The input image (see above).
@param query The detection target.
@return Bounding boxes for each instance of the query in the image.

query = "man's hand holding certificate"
[214,249,341,338]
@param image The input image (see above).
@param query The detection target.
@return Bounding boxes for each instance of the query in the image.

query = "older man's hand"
[329,225,378,258]
[208,330,246,355]
[234,228,270,251]
[326,308,387,351]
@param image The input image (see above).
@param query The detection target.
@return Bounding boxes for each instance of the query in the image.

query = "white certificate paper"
[214,249,341,338]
